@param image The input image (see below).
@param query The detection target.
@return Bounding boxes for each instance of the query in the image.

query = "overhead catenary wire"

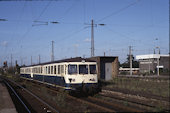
[96,0,141,22]
[18,1,53,45]
[0,0,60,1]
[1,0,168,65]
[28,26,86,61]
[104,26,158,48]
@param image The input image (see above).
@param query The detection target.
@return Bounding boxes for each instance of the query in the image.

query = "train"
[20,57,100,94]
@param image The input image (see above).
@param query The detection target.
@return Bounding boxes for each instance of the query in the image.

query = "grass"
[105,77,170,98]
[55,89,67,108]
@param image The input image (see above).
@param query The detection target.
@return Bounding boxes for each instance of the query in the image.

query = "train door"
[105,63,112,80]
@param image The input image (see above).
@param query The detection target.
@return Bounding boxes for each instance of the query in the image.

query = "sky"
[0,0,169,66]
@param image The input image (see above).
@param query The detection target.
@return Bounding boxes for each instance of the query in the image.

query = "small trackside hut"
[88,56,119,81]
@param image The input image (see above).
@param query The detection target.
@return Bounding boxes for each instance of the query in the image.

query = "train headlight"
[89,78,95,81]
[69,78,75,83]
[69,78,72,83]
[72,79,75,82]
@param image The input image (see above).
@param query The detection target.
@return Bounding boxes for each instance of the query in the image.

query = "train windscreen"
[79,65,88,74]
[90,65,97,74]
[68,65,77,74]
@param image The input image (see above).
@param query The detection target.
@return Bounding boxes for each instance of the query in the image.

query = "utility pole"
[51,41,54,62]
[156,47,160,76]
[91,19,94,57]
[20,57,23,66]
[157,57,159,76]
[11,54,12,67]
[149,58,150,75]
[31,56,32,65]
[129,46,132,76]
[85,19,105,57]
[38,55,41,64]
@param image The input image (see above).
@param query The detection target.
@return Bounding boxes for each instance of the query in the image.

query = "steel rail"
[87,96,143,112]
[5,78,60,113]
[24,79,115,112]
[67,95,116,112]
[101,89,170,111]
[4,80,31,113]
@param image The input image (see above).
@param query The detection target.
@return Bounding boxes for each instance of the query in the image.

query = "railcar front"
[65,62,99,94]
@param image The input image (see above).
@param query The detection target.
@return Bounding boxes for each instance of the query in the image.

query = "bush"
[120,71,128,75]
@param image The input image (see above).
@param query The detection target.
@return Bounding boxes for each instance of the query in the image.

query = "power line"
[97,0,141,22]
[35,1,52,20]
[0,0,60,1]
[18,1,53,50]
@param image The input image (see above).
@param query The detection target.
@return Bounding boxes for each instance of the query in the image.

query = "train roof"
[21,57,96,68]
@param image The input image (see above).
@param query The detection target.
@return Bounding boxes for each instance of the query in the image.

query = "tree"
[120,54,139,68]
[3,61,8,68]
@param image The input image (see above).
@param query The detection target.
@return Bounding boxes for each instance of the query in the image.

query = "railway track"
[20,77,143,112]
[1,76,60,113]
[84,96,143,112]
[3,76,166,112]
[4,80,31,113]
[25,79,115,112]
[100,89,170,112]
[103,87,169,102]
[2,77,113,112]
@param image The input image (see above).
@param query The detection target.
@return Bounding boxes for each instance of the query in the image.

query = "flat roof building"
[136,54,169,75]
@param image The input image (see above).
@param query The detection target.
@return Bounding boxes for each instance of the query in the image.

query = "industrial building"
[89,56,119,80]
[136,54,169,75]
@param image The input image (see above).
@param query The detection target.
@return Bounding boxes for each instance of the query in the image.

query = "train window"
[61,65,64,75]
[51,66,53,74]
[38,67,40,73]
[46,66,48,74]
[68,65,77,75]
[48,66,50,74]
[35,68,37,73]
[64,65,67,74]
[41,67,42,73]
[58,65,60,74]
[54,65,56,74]
[90,65,97,74]
[35,68,36,73]
[79,65,88,74]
